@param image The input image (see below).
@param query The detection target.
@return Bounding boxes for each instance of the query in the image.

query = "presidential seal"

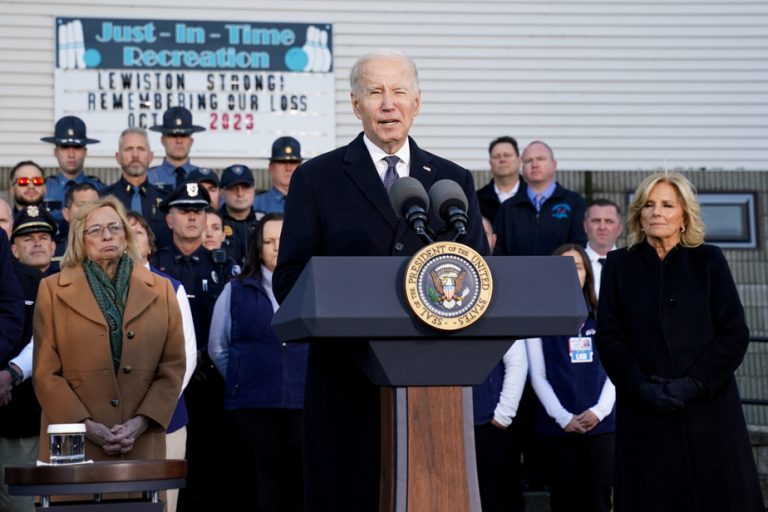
[404,241,493,331]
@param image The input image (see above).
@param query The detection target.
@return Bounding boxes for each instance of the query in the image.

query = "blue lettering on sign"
[58,17,332,72]
[96,21,157,43]
[123,46,270,69]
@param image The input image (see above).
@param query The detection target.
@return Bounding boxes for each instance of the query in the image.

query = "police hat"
[150,107,206,135]
[41,116,100,147]
[220,164,255,189]
[186,168,220,188]
[11,205,57,241]
[270,136,302,163]
[160,182,212,212]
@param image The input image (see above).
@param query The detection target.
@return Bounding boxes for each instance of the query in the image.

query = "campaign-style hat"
[270,136,302,163]
[220,164,255,189]
[149,107,206,135]
[11,205,57,241]
[40,116,100,147]
[186,168,220,188]
[160,182,212,212]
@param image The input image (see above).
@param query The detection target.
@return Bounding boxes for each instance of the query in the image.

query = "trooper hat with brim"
[270,136,303,162]
[150,106,206,135]
[40,116,100,147]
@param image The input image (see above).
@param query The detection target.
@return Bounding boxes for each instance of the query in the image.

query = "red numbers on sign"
[209,113,255,131]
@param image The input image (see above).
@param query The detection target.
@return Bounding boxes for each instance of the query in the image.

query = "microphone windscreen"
[428,179,468,218]
[389,177,430,217]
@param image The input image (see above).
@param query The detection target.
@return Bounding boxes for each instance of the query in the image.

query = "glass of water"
[48,423,86,464]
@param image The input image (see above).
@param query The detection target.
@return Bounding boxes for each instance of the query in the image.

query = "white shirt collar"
[363,134,411,180]
[261,265,279,312]
[494,180,520,203]
[585,243,616,262]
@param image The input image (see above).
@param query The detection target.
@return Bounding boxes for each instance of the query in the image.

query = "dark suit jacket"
[101,176,172,250]
[476,180,501,221]
[273,132,488,512]
[274,132,488,301]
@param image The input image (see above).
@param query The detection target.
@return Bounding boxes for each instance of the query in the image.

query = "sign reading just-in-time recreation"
[54,17,335,158]
[405,242,493,331]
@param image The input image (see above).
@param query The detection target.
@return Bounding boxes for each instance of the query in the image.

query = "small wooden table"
[5,460,186,511]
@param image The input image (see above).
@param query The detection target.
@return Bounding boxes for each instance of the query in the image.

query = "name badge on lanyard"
[569,337,593,363]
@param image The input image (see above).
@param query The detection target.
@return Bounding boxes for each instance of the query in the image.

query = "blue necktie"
[131,185,142,214]
[174,167,186,188]
[534,193,545,212]
[383,156,400,191]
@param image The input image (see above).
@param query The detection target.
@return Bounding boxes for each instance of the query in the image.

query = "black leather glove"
[638,381,684,411]
[664,376,704,404]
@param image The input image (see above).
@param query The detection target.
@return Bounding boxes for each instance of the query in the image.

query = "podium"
[272,255,586,512]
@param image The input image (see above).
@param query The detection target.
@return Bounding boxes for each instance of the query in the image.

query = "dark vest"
[539,316,615,436]
[472,360,505,425]
[225,276,308,410]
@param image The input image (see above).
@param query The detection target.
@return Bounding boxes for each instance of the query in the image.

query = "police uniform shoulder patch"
[404,242,493,331]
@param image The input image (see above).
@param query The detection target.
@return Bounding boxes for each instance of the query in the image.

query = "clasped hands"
[639,375,704,411]
[84,415,150,456]
[564,410,600,434]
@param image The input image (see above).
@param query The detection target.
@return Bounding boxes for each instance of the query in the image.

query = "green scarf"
[83,254,132,373]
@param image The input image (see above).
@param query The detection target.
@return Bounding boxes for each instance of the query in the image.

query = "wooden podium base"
[379,386,481,512]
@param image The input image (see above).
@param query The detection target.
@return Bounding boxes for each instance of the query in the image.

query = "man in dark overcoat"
[273,49,488,512]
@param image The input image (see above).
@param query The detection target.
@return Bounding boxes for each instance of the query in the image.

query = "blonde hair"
[61,195,141,268]
[626,171,705,249]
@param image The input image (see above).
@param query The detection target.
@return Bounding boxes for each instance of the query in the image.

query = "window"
[698,193,758,249]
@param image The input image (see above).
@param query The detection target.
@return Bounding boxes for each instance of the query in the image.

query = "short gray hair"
[349,49,420,96]
[118,127,151,151]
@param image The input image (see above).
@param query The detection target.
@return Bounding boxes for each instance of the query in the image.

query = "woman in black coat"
[595,171,764,512]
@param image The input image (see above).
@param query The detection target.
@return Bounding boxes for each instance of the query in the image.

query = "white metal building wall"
[1,0,766,171]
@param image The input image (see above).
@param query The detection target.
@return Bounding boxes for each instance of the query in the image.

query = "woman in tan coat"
[33,196,185,461]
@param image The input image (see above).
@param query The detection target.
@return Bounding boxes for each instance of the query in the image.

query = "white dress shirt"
[585,243,616,299]
[363,134,411,182]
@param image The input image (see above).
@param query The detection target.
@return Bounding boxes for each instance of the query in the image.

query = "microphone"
[428,179,469,241]
[389,177,435,245]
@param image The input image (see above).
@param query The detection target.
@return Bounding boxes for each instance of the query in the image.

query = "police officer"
[185,168,221,210]
[150,182,238,512]
[254,136,303,213]
[10,206,59,276]
[151,183,237,350]
[0,210,39,512]
[41,116,104,226]
[148,107,206,192]
[101,127,172,250]
[0,218,31,512]
[220,164,262,265]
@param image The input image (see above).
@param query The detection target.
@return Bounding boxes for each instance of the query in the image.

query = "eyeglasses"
[15,177,45,187]
[84,223,125,238]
